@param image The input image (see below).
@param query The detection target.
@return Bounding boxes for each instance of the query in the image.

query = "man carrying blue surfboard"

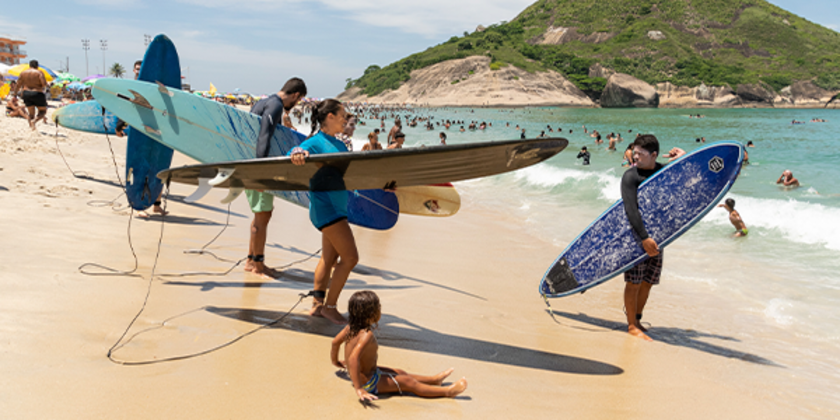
[244,78,307,278]
[621,135,685,341]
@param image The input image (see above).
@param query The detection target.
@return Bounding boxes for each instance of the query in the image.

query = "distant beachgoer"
[718,198,748,237]
[538,130,547,138]
[621,135,686,341]
[387,132,405,149]
[14,59,48,130]
[520,129,526,139]
[361,131,382,151]
[701,137,706,143]
[5,97,28,119]
[244,77,308,279]
[607,135,617,151]
[577,146,590,165]
[622,143,634,167]
[777,170,800,188]
[746,141,754,147]
[439,132,447,145]
[336,114,357,151]
[388,119,402,145]
[331,291,467,402]
[459,126,465,132]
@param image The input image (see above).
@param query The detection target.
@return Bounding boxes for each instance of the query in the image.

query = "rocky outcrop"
[536,27,615,45]
[656,82,739,107]
[647,31,667,41]
[736,83,776,104]
[600,73,659,108]
[337,56,595,107]
[774,81,836,107]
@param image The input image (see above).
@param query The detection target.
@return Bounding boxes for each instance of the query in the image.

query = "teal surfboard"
[91,78,398,230]
[52,101,119,135]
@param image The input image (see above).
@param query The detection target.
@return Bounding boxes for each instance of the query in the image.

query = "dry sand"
[0,108,803,419]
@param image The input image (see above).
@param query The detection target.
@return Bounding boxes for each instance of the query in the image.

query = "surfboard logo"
[709,156,724,173]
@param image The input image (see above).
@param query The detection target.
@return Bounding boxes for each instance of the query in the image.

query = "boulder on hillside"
[601,73,659,108]
[647,30,667,41]
[736,83,775,103]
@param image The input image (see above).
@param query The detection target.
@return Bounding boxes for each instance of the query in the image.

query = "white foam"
[701,194,840,251]
[510,165,622,201]
[764,298,795,326]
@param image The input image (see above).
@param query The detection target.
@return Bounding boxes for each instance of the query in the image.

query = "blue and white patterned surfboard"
[91,78,398,230]
[540,141,744,298]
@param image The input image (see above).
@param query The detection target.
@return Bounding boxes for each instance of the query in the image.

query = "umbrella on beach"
[67,82,85,90]
[57,72,80,82]
[0,63,11,75]
[81,74,105,83]
[6,63,58,82]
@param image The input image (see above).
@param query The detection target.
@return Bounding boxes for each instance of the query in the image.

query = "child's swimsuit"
[362,368,381,395]
[290,131,350,230]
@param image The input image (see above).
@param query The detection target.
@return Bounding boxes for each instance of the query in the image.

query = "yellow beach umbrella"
[6,63,57,82]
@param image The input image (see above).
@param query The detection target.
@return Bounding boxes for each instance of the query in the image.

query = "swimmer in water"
[777,170,800,188]
[717,198,748,237]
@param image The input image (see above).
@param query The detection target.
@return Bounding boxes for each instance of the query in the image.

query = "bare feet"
[321,305,348,325]
[309,300,324,317]
[152,204,169,216]
[431,368,455,385]
[628,324,653,341]
[245,262,279,279]
[446,378,468,397]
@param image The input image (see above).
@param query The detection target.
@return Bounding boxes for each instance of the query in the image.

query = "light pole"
[81,39,90,77]
[144,34,152,47]
[100,39,107,76]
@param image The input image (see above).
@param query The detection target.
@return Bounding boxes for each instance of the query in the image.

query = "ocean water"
[350,106,840,416]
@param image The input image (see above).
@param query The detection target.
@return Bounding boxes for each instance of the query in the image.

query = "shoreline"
[0,110,833,418]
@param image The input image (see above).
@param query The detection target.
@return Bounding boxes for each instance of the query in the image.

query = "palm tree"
[109,63,125,78]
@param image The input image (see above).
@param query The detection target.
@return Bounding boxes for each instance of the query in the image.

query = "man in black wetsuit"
[244,77,307,278]
[576,146,590,165]
[621,135,684,341]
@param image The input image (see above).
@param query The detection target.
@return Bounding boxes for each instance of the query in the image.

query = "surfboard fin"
[208,168,236,186]
[220,188,244,204]
[185,177,212,203]
[116,90,153,110]
[156,81,175,97]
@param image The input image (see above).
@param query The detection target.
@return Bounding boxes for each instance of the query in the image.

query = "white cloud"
[172,0,535,38]
[318,0,534,37]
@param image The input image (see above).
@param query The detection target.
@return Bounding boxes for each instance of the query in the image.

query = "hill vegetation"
[345,0,840,99]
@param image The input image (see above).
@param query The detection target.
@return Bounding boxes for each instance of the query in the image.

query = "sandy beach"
[0,109,814,419]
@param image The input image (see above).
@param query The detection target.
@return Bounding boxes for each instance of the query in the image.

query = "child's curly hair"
[346,291,380,341]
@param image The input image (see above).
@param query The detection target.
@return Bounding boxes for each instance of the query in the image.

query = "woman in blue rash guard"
[289,99,357,325]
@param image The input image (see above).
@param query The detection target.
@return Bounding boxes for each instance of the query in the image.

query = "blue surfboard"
[91,78,398,230]
[52,101,119,135]
[540,141,744,298]
[124,34,178,211]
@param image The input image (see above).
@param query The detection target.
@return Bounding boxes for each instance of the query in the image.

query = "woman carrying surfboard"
[289,99,357,325]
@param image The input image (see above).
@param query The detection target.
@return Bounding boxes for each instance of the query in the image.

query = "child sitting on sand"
[330,291,467,402]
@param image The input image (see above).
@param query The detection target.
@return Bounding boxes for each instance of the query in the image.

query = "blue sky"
[2,0,837,98]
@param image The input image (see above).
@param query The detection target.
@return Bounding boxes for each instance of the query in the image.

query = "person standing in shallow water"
[289,99,357,325]
[620,135,685,341]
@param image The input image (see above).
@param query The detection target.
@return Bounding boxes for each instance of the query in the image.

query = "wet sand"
[0,110,804,419]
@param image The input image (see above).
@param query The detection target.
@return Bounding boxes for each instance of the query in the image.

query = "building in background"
[0,34,27,65]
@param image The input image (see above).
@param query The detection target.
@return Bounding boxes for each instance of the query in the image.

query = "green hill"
[345,0,840,99]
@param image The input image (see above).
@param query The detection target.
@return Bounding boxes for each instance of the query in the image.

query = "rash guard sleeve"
[250,95,285,159]
[621,168,649,240]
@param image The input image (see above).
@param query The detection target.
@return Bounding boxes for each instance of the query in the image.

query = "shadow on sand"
[167,194,250,219]
[136,214,223,226]
[207,307,624,376]
[549,310,783,367]
[163,267,419,294]
[268,243,487,301]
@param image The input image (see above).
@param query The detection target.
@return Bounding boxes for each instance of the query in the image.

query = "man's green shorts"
[245,190,274,213]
